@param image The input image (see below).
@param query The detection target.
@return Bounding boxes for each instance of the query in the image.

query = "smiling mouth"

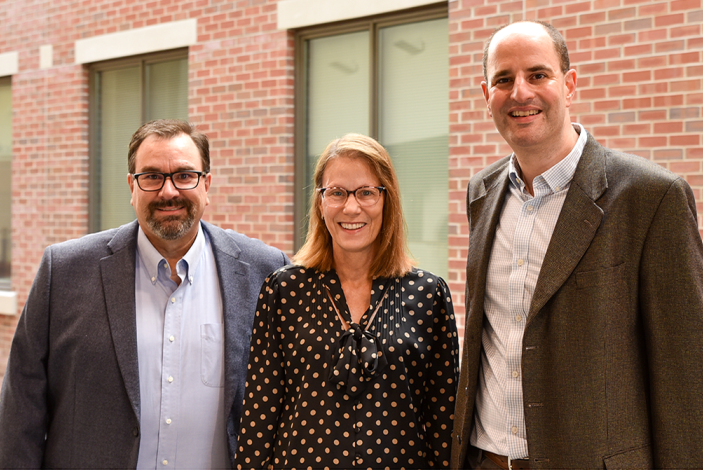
[511,110,541,117]
[340,222,366,230]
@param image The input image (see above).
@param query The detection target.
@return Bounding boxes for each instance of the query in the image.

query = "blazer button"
[132,427,140,437]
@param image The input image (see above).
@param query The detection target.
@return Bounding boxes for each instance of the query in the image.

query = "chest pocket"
[201,323,225,387]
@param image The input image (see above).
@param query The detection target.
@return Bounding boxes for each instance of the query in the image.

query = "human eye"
[358,187,376,197]
[175,171,197,181]
[327,188,346,198]
[142,172,163,181]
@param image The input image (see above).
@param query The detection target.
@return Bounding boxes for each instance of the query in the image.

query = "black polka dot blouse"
[235,265,460,469]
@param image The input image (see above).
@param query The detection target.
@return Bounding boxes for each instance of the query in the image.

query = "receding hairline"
[483,20,570,82]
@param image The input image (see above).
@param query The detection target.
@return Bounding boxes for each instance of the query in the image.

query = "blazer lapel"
[528,136,608,319]
[464,161,511,372]
[100,220,141,419]
[202,222,245,420]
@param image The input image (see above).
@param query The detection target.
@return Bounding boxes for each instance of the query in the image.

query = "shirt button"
[515,315,522,322]
[162,460,168,466]
[526,205,534,211]
[169,335,175,342]
[511,426,518,434]
[168,376,174,383]
[151,276,156,283]
[555,186,561,191]
[166,418,172,424]
[171,297,176,303]
[512,370,519,378]
[517,259,524,266]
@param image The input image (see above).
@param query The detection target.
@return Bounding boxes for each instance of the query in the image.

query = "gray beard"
[146,199,196,240]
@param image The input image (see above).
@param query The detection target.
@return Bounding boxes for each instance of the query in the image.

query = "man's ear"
[564,68,577,107]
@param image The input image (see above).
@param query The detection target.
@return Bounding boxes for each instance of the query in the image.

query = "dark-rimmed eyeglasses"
[132,171,206,192]
[318,186,385,208]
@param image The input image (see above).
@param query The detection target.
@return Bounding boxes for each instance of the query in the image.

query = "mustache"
[148,198,194,212]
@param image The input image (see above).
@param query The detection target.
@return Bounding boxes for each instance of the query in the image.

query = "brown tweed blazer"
[451,135,703,469]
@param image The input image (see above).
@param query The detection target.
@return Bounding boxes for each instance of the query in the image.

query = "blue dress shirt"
[135,223,230,469]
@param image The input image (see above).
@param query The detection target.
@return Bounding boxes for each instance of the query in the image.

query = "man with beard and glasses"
[0,119,289,469]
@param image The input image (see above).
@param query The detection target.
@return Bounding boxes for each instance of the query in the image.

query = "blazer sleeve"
[0,247,53,467]
[639,177,703,465]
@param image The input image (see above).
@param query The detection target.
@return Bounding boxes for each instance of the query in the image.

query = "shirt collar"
[137,222,206,286]
[509,122,588,195]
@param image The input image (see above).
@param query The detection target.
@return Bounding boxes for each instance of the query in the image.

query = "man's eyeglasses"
[318,186,385,208]
[132,171,206,192]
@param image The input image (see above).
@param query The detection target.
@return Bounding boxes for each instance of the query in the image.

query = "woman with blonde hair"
[235,133,459,469]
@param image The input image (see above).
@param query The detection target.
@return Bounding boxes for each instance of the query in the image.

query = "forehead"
[134,134,202,170]
[486,23,559,75]
[323,155,379,183]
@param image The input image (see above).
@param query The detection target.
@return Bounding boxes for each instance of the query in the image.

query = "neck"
[513,123,579,196]
[332,248,376,285]
[144,229,199,285]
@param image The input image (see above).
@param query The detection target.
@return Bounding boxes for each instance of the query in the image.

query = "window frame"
[0,75,11,291]
[293,4,448,249]
[87,48,189,233]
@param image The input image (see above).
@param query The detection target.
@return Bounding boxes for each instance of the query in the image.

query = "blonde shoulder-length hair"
[293,133,414,278]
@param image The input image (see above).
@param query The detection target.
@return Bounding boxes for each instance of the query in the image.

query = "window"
[295,7,449,278]
[89,50,188,232]
[0,77,11,290]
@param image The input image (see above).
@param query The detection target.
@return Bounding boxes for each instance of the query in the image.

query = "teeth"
[341,223,365,230]
[512,110,540,117]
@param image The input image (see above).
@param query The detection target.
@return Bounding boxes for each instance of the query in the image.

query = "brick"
[609,34,636,46]
[608,7,637,20]
[639,82,668,95]
[671,0,702,11]
[623,71,651,82]
[639,2,670,16]
[653,121,683,134]
[623,18,652,31]
[671,24,701,38]
[655,13,685,27]
[671,135,700,146]
[608,112,637,123]
[655,40,686,53]
[670,107,701,119]
[653,149,683,160]
[669,52,702,65]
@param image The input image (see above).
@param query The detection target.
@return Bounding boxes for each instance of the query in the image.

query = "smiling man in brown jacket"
[451,20,703,469]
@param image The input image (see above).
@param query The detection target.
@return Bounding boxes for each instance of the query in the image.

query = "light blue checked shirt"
[134,223,230,470]
[471,123,588,459]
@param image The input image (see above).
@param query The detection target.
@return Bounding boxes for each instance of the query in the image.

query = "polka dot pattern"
[235,266,460,469]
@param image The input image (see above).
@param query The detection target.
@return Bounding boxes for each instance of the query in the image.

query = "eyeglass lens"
[137,172,201,191]
[323,187,382,207]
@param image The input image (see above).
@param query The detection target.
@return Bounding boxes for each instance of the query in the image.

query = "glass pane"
[307,31,370,190]
[378,18,449,279]
[145,58,188,121]
[0,80,11,286]
[97,66,142,230]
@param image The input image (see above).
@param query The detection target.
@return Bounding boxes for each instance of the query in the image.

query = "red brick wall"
[1,0,702,381]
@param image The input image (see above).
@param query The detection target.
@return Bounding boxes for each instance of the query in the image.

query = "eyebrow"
[490,63,556,81]
[136,165,199,173]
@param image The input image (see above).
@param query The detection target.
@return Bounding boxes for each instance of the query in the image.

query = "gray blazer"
[451,135,703,469]
[0,220,289,469]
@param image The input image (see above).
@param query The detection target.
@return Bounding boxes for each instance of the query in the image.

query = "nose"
[342,192,362,214]
[510,74,534,103]
[158,175,180,198]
